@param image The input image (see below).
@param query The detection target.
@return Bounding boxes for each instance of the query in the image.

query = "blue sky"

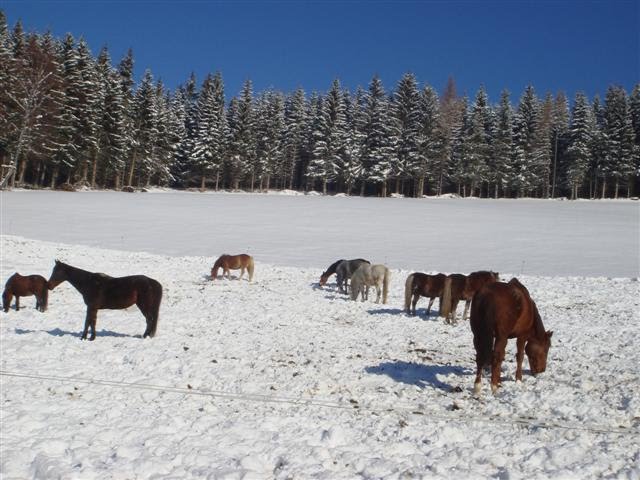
[2,0,638,102]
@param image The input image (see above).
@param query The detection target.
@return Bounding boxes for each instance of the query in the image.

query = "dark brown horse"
[441,271,500,324]
[211,254,255,281]
[3,273,49,312]
[319,258,370,291]
[48,260,162,341]
[403,272,446,316]
[470,278,553,395]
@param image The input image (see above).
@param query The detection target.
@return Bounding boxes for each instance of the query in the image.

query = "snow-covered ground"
[1,190,638,277]
[1,192,639,478]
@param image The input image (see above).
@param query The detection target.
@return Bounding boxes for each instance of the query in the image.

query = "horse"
[441,271,500,324]
[47,260,163,341]
[211,254,255,282]
[440,273,467,324]
[350,263,390,304]
[3,273,49,312]
[470,278,553,395]
[335,259,370,293]
[403,272,446,317]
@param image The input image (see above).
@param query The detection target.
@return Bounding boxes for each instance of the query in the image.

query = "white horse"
[350,263,390,304]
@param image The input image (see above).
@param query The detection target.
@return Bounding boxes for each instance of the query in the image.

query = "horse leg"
[491,337,508,394]
[463,300,471,320]
[82,308,97,340]
[15,296,20,311]
[427,297,435,316]
[515,337,526,381]
[411,294,419,316]
[473,340,484,396]
[239,267,245,280]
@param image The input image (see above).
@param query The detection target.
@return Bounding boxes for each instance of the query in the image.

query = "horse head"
[525,331,553,375]
[319,272,329,286]
[48,260,67,290]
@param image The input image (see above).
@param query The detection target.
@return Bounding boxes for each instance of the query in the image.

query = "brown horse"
[48,260,162,341]
[211,254,255,282]
[3,273,49,312]
[441,271,500,324]
[403,272,446,316]
[470,278,553,395]
[440,273,467,324]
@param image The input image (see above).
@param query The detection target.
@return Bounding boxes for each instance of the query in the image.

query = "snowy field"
[1,192,640,478]
[1,190,638,277]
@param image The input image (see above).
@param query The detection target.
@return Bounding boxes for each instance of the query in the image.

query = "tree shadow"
[14,327,136,339]
[365,360,472,391]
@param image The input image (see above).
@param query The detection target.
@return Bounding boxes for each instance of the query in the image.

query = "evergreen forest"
[1,12,638,199]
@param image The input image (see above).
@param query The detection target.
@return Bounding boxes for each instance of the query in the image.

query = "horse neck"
[530,301,546,339]
[62,265,94,294]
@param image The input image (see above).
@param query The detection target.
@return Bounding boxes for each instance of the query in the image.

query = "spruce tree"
[362,75,394,196]
[491,90,514,198]
[551,92,570,197]
[566,92,594,199]
[604,86,635,197]
[390,72,420,195]
[282,88,308,190]
[415,85,443,196]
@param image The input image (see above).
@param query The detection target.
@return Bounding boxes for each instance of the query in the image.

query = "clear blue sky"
[2,0,638,102]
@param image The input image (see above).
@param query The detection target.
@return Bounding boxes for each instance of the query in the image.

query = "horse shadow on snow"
[15,328,136,339]
[366,361,471,391]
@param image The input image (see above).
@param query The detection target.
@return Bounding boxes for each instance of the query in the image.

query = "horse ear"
[55,259,60,264]
[547,331,553,339]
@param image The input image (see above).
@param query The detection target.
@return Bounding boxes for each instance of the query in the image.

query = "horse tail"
[211,258,221,280]
[247,256,255,282]
[382,267,390,305]
[404,274,414,312]
[441,276,452,318]
[471,292,494,368]
[147,279,163,338]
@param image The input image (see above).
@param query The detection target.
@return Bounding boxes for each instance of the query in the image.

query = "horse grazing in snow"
[403,272,446,317]
[211,254,255,282]
[470,278,552,395]
[48,260,162,341]
[350,263,390,304]
[3,273,49,312]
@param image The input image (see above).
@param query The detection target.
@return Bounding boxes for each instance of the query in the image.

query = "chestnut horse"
[211,254,255,282]
[3,273,49,312]
[318,258,371,287]
[470,278,553,395]
[403,272,446,316]
[48,260,162,341]
[441,271,500,324]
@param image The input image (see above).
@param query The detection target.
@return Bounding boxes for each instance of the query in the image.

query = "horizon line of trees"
[1,13,639,199]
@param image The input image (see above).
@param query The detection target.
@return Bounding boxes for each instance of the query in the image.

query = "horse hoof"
[473,383,482,396]
[491,384,498,395]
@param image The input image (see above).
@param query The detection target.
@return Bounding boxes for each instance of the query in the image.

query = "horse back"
[96,274,161,309]
[5,273,47,296]
[472,280,534,339]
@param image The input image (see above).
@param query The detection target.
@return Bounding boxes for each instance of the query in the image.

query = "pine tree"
[390,73,420,195]
[604,86,635,198]
[535,93,553,197]
[415,85,443,196]
[362,75,394,196]
[342,88,366,195]
[282,88,307,190]
[255,89,285,190]
[490,90,514,198]
[449,96,471,196]
[192,73,226,189]
[227,80,256,190]
[97,47,127,188]
[465,86,492,196]
[512,85,541,196]
[127,69,158,186]
[551,92,570,197]
[566,92,594,199]
[590,95,607,198]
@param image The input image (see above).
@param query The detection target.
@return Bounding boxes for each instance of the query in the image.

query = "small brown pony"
[48,260,163,341]
[403,272,446,316]
[441,271,500,324]
[3,273,49,312]
[470,278,553,395]
[211,254,255,282]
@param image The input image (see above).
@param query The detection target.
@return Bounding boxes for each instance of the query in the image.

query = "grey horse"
[335,259,370,294]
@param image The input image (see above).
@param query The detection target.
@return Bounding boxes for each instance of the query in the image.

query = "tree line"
[1,13,638,198]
